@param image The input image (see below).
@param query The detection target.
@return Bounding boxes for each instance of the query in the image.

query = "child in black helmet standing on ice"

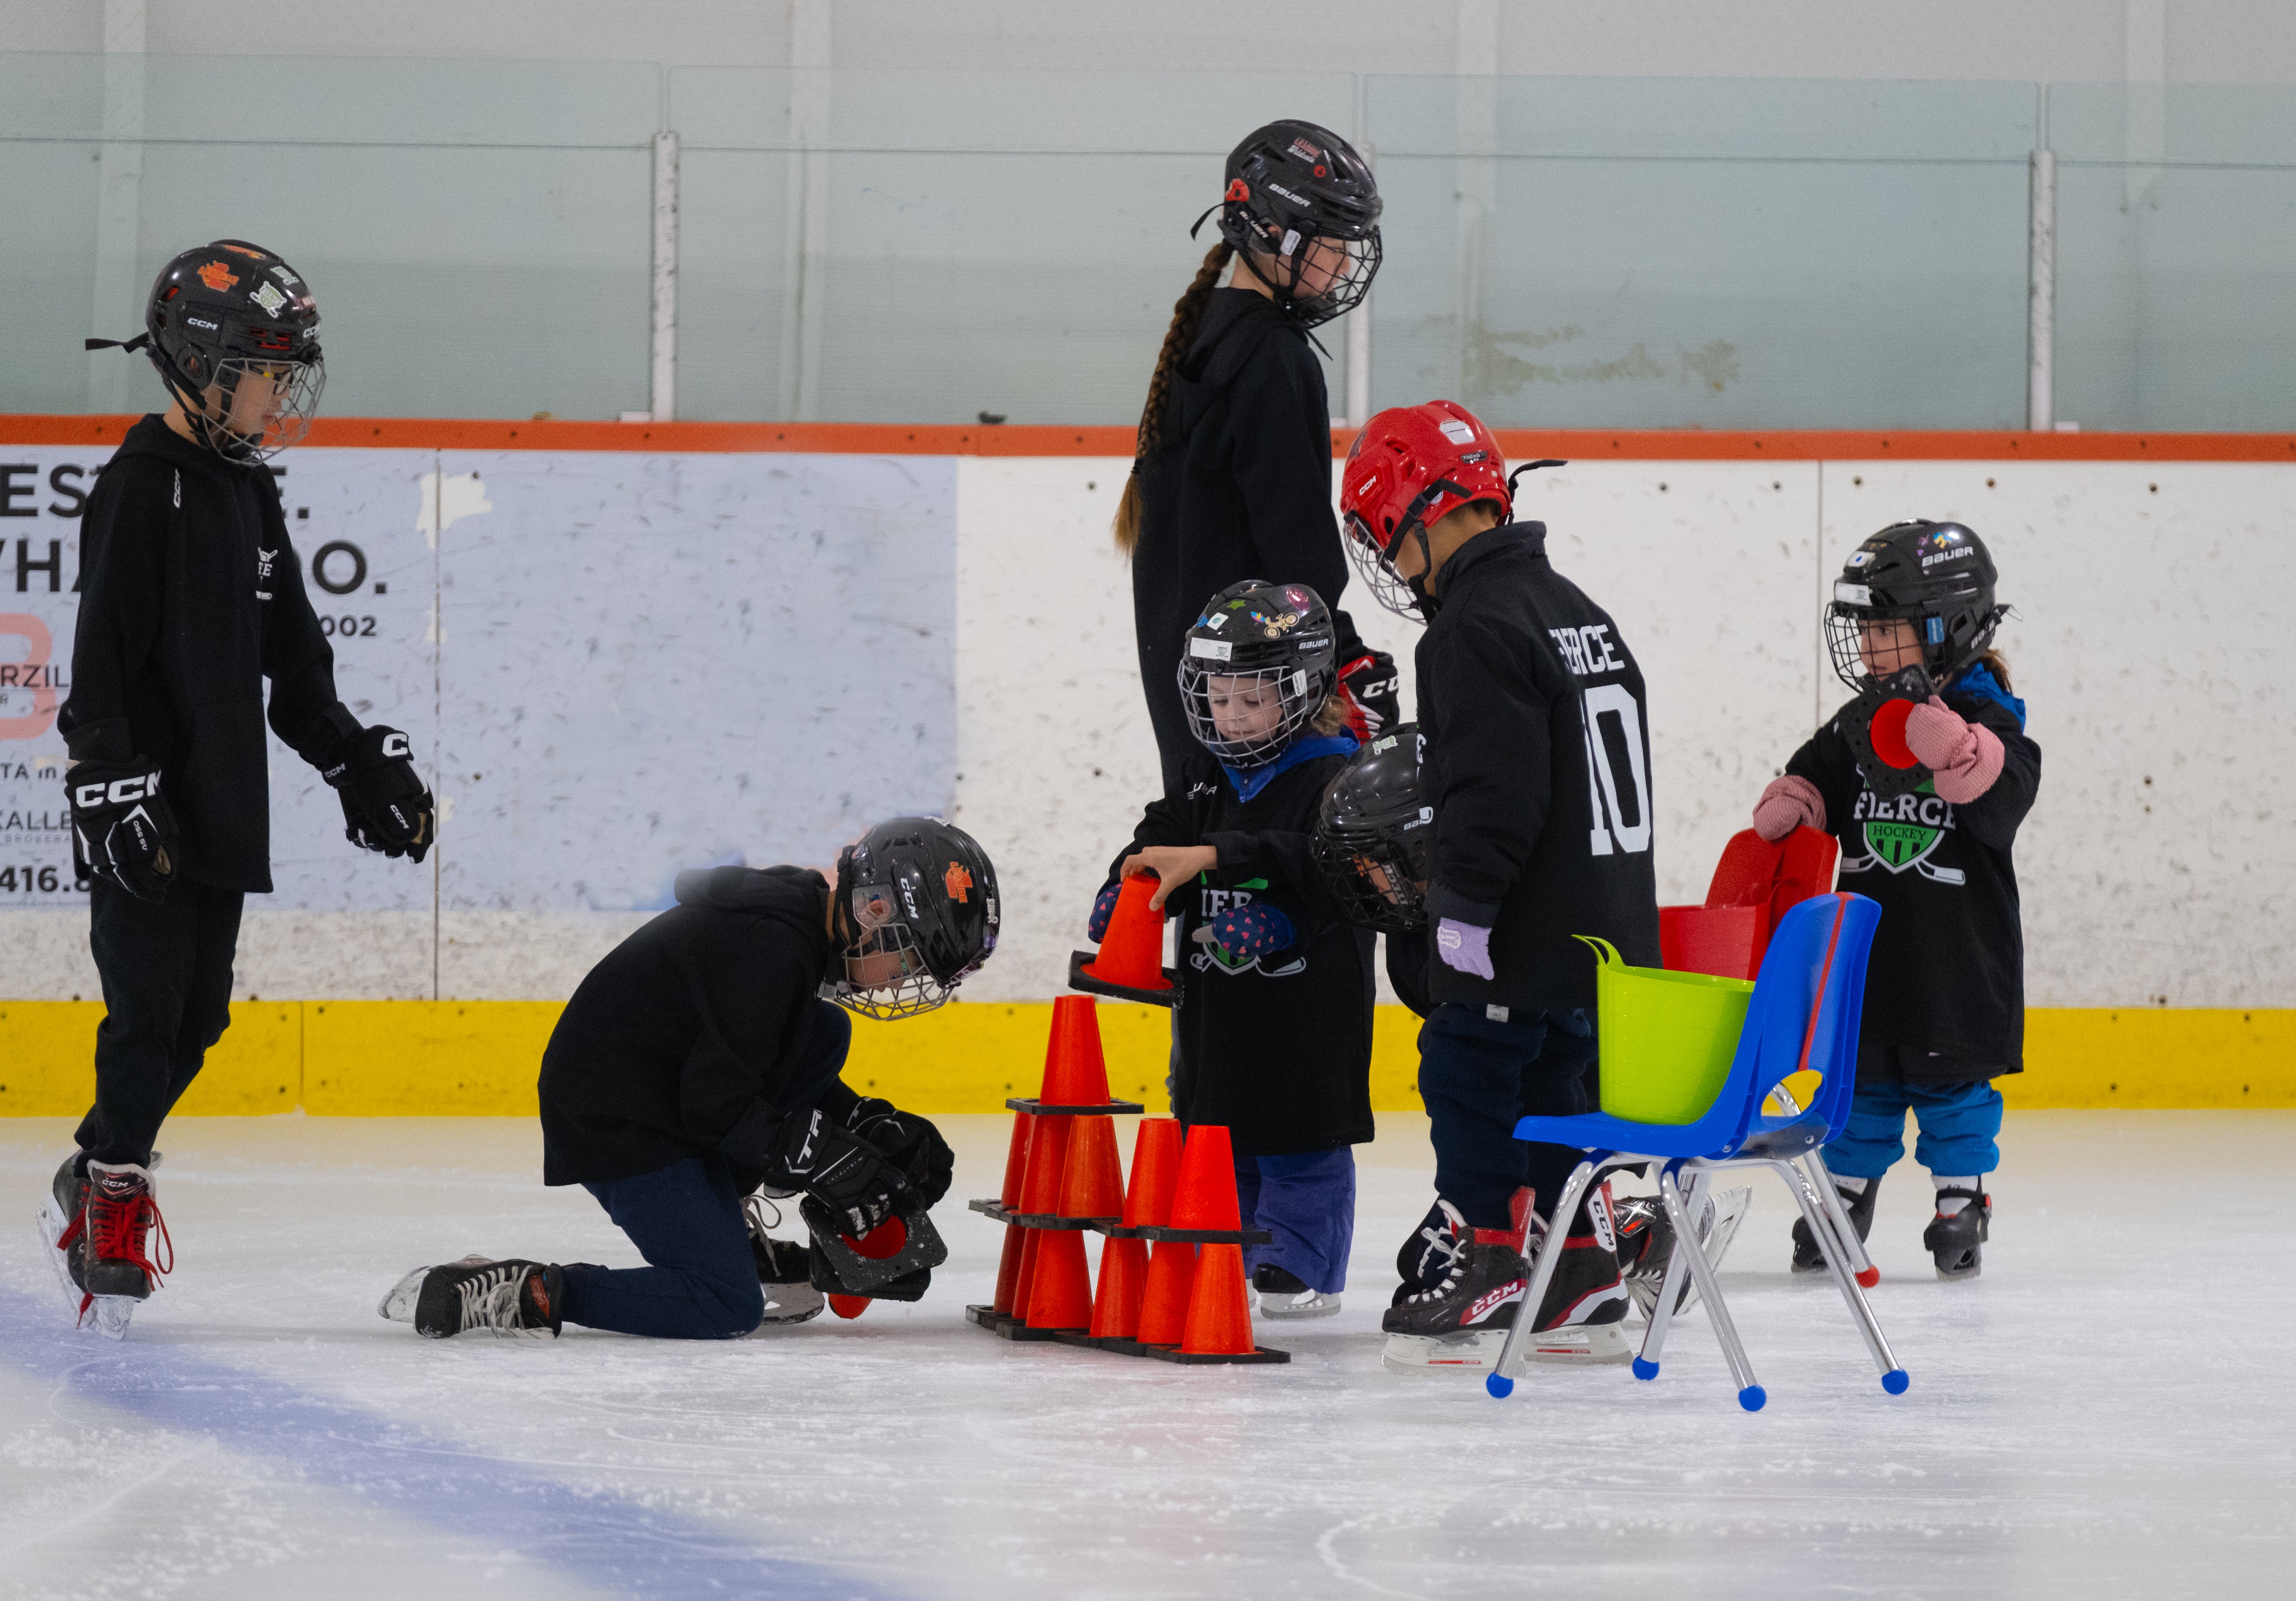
[38,242,435,1338]
[1751,520,2039,1279]
[1117,120,1401,791]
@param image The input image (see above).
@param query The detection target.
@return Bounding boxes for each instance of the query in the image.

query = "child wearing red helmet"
[1340,401,1661,1375]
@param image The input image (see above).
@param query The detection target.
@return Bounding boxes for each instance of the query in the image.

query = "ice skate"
[389,1258,565,1338]
[1923,1188,1991,1280]
[747,1197,825,1326]
[1792,1173,1880,1273]
[1254,1263,1341,1320]
[68,1160,172,1340]
[36,1154,89,1311]
[1380,1194,1631,1373]
[1614,1183,1751,1320]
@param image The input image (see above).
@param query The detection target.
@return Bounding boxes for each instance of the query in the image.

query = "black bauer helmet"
[1193,120,1381,330]
[1825,520,2008,690]
[1312,724,1433,933]
[1178,579,1340,770]
[86,240,323,464]
[830,817,999,1021]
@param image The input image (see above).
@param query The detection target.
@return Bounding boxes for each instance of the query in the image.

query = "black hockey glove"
[844,1098,955,1207]
[755,1107,912,1237]
[1337,650,1401,741]
[66,758,179,904]
[321,724,435,862]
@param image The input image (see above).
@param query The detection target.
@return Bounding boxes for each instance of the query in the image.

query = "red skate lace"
[88,1179,173,1290]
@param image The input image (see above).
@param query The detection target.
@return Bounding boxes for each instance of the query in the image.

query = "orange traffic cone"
[829,1295,870,1319]
[1088,1234,1149,1343]
[1135,1239,1198,1345]
[1025,1229,1094,1331]
[1122,1118,1184,1228]
[1057,1115,1125,1221]
[998,1111,1033,1208]
[1168,1123,1242,1232]
[1071,873,1176,1003]
[992,1225,1028,1316]
[1039,995,1117,1106]
[1178,1243,1257,1356]
[1010,1226,1042,1314]
[1016,1113,1074,1217]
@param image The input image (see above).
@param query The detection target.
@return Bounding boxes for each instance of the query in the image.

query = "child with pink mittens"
[1751,520,2040,1282]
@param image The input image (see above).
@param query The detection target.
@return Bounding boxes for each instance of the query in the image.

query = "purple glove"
[1435,917,1494,980]
[1087,882,1122,942]
[1209,900,1296,961]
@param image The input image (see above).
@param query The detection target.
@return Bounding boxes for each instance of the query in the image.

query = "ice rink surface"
[4,1110,2292,1600]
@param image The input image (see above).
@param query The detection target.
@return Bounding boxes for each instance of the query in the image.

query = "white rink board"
[3,448,2291,1007]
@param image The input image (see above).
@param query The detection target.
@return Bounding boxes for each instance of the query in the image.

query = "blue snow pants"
[561,1154,765,1339]
[1234,1147,1357,1294]
[1823,1080,2004,1181]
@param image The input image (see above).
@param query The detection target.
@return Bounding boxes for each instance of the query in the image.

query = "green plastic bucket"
[1577,936,1755,1125]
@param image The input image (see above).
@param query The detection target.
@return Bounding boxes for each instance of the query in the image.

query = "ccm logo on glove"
[72,772,160,809]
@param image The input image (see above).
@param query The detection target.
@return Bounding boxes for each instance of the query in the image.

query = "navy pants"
[1825,1080,2003,1180]
[562,1154,765,1339]
[77,878,244,1167]
[1235,1147,1356,1294]
[1416,1003,1601,1233]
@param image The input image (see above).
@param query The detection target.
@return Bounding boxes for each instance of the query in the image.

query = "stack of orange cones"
[965,995,1143,1342]
[1091,1117,1183,1354]
[1135,1124,1288,1366]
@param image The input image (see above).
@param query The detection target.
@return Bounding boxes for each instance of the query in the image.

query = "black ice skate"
[1614,1183,1751,1319]
[53,1160,174,1339]
[1254,1263,1341,1320]
[380,1258,565,1338]
[1381,1193,1631,1374]
[1923,1188,1991,1280]
[746,1197,825,1325]
[1793,1174,1881,1273]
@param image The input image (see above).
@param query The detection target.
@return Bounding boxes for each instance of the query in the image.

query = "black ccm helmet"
[1178,579,1339,770]
[87,240,324,464]
[1826,520,2009,689]
[830,817,999,1020]
[1313,724,1433,932]
[1194,120,1382,329]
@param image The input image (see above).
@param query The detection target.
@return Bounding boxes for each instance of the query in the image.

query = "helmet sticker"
[942,861,973,903]
[1287,136,1323,162]
[1189,637,1233,661]
[1226,179,1251,202]
[269,264,302,287]
[1836,582,1872,606]
[1279,228,1301,257]
[250,282,288,316]
[197,262,239,292]
[219,244,269,259]
[1202,612,1227,630]
[1439,420,1477,445]
[1845,551,1874,568]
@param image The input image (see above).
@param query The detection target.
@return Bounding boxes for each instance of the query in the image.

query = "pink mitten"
[1903,696,2004,803]
[1751,775,1825,842]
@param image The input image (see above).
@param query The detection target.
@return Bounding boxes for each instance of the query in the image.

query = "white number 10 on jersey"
[1579,684,1652,856]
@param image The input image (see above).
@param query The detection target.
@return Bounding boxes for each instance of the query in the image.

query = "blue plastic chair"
[1487,893,1906,1411]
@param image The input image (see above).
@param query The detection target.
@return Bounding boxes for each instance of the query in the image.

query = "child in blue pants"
[1750,520,2040,1279]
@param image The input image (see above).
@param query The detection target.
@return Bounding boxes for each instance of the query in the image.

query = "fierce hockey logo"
[1191,880,1306,979]
[1841,779,1967,885]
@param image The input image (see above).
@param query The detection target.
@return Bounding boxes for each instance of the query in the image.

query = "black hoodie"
[57,414,348,892]
[538,865,860,1187]
[1130,288,1366,789]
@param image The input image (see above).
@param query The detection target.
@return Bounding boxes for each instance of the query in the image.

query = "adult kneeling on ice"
[381,818,999,1339]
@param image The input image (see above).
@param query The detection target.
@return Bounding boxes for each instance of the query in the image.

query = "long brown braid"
[1112,241,1234,553]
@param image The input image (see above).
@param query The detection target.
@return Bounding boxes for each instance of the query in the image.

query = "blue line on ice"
[0,1285,903,1599]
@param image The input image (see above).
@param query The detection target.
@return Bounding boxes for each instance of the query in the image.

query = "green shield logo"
[1862,781,1947,874]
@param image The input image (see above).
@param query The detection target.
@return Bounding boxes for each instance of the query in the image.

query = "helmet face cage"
[834,915,956,1021]
[827,823,995,1020]
[1178,660,1329,769]
[1343,508,1426,621]
[1234,226,1382,329]
[177,353,325,464]
[1311,829,1428,932]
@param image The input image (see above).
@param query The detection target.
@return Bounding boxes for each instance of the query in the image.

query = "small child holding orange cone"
[1088,578,1373,1319]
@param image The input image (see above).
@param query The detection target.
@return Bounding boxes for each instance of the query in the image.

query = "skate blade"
[1259,1292,1342,1321]
[88,1296,139,1340]
[758,1284,827,1326]
[380,1255,494,1324]
[1380,1328,1509,1374]
[1632,1186,1755,1319]
[1517,1319,1633,1366]
[35,1198,89,1322]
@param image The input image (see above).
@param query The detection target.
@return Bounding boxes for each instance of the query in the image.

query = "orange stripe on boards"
[7,415,2296,461]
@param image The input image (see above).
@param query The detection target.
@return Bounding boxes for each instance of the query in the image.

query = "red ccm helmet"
[1341,401,1553,620]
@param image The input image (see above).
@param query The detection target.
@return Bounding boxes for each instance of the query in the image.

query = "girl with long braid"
[1115,121,1396,789]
